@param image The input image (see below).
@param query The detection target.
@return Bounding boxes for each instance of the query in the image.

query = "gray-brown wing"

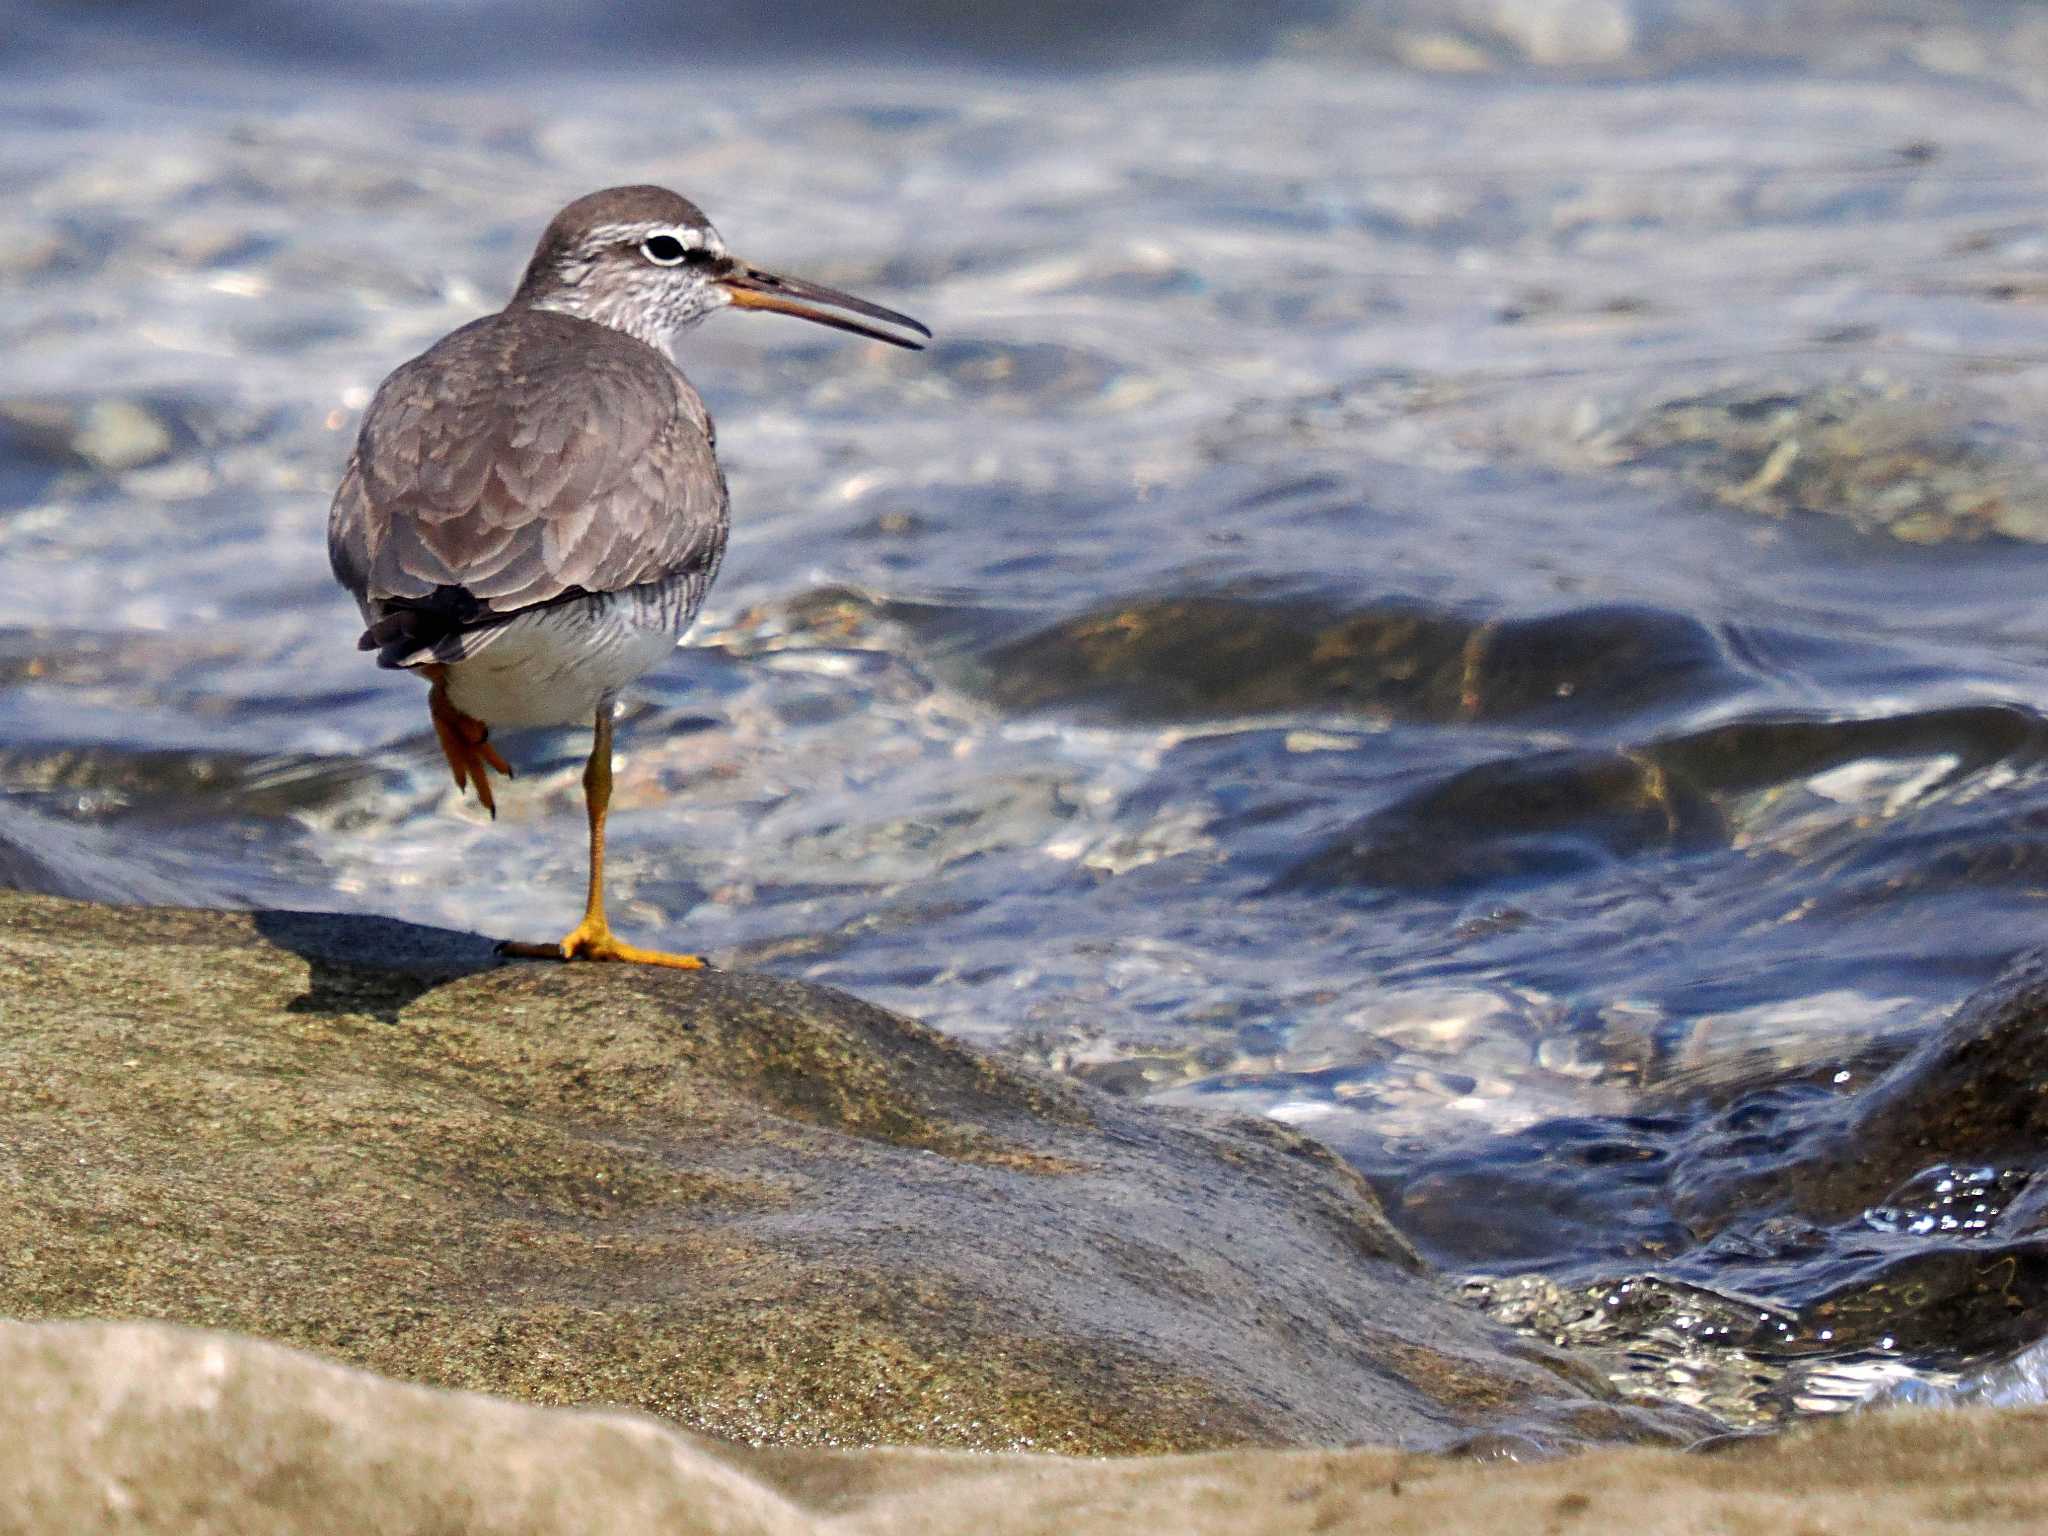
[327,309,728,664]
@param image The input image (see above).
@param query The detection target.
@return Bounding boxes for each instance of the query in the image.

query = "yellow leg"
[500,706,705,970]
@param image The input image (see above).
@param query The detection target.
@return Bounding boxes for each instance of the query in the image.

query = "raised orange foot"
[427,676,513,817]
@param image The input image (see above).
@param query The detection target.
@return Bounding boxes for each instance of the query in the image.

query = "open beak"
[719,264,931,350]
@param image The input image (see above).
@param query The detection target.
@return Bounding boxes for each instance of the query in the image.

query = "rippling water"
[9,0,2048,1432]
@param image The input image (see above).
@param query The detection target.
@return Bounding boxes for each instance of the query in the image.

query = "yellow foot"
[499,916,706,970]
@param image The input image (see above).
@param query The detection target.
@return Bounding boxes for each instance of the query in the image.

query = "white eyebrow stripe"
[584,222,712,248]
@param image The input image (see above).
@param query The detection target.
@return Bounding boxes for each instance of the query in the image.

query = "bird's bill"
[719,266,931,350]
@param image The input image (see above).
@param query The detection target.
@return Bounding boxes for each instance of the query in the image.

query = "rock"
[72,398,177,472]
[976,595,1740,729]
[1287,701,2044,899]
[1284,747,1727,894]
[0,396,177,474]
[0,887,1653,1454]
[1629,946,2048,1362]
[1355,936,2048,1404]
[1650,704,2045,803]
[1672,947,2048,1233]
[1559,374,2048,544]
[1389,30,1497,72]
[0,798,229,907]
[1454,0,1636,67]
[0,1319,813,1536]
[0,747,380,908]
[1341,935,2048,1398]
[7,1317,2048,1536]
[0,739,383,820]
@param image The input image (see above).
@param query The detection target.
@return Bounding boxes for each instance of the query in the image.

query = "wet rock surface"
[10,1318,2048,1536]
[1406,946,2048,1429]
[1670,948,2048,1233]
[0,887,1665,1454]
[978,597,1741,730]
[1649,946,2048,1373]
[1285,747,1728,894]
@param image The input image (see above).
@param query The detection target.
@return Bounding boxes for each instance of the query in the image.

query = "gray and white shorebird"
[328,185,929,968]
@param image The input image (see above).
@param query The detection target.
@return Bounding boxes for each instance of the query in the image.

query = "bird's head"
[512,184,929,352]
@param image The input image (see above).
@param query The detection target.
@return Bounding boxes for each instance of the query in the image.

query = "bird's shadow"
[252,908,504,1025]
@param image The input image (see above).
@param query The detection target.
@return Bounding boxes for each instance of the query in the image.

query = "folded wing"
[328,309,728,667]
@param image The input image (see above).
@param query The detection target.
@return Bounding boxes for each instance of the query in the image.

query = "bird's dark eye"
[642,234,689,265]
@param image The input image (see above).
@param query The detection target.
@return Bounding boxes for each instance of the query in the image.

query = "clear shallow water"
[10,3,2048,1431]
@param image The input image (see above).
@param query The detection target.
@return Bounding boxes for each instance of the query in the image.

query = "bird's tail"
[359,586,501,670]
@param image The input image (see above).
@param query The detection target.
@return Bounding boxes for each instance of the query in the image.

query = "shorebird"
[328,185,929,968]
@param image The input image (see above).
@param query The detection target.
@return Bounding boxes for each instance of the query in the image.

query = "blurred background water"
[8,0,2048,1433]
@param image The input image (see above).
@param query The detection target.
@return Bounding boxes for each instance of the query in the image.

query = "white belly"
[443,601,677,727]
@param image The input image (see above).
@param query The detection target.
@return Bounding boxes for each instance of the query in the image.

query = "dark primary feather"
[355,583,496,668]
[327,307,729,668]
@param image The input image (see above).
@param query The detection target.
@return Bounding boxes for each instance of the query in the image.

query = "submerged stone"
[1287,747,1727,895]
[980,594,1740,729]
[1563,374,2048,544]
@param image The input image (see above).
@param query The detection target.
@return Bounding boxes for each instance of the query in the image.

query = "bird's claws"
[498,916,708,970]
[427,681,512,818]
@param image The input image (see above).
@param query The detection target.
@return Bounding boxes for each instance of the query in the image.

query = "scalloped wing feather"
[326,309,729,667]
